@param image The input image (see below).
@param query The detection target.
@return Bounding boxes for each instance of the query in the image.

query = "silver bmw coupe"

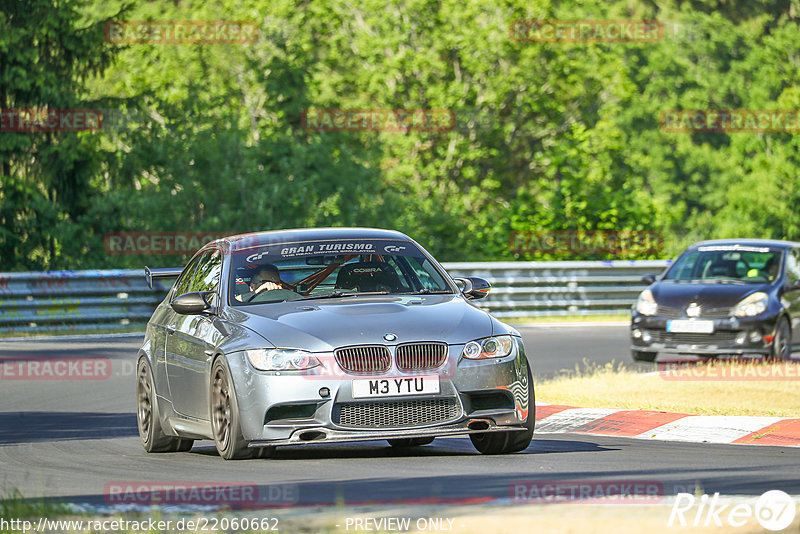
[136,228,534,459]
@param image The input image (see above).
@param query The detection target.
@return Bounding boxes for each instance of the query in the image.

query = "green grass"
[0,488,70,523]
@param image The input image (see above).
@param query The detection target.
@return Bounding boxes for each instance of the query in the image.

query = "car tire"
[768,317,792,361]
[470,363,535,455]
[631,350,658,362]
[137,357,194,453]
[210,357,266,460]
[387,437,435,447]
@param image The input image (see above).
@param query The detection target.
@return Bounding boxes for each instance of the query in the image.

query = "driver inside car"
[235,264,284,302]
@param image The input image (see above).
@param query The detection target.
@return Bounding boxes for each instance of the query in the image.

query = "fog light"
[735,332,747,345]
[319,387,330,398]
[632,329,642,339]
[642,330,652,343]
[749,331,762,343]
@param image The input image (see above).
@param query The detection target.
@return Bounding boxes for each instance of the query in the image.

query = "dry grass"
[536,360,800,417]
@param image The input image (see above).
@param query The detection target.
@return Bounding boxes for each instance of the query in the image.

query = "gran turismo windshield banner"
[238,239,422,263]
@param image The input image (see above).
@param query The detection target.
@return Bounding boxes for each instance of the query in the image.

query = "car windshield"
[229,238,452,305]
[663,246,783,284]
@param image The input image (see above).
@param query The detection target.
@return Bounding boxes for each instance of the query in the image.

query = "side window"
[786,250,800,284]
[189,249,223,293]
[172,256,201,297]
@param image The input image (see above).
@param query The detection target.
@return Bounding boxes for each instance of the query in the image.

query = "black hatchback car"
[631,239,800,361]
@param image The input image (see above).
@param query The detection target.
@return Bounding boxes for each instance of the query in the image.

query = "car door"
[166,248,223,419]
[157,256,201,401]
[782,248,800,349]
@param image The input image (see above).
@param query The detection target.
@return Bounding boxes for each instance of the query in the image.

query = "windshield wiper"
[398,289,452,295]
[290,291,348,301]
[289,291,394,301]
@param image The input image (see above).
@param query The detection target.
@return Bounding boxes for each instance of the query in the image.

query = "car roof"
[215,227,413,251]
[688,238,800,250]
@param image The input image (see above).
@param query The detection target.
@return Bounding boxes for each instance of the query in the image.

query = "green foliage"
[1,0,799,269]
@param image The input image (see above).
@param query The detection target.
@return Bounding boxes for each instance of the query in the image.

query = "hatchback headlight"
[246,349,321,371]
[462,335,514,359]
[733,292,768,317]
[635,289,658,316]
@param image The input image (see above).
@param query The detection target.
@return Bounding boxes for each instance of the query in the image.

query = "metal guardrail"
[0,260,671,333]
[443,260,670,318]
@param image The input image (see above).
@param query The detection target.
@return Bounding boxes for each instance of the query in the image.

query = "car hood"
[651,281,769,309]
[224,295,494,351]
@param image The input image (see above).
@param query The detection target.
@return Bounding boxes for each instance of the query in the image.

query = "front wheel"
[768,317,792,361]
[137,358,194,453]
[210,357,272,460]
[470,363,535,455]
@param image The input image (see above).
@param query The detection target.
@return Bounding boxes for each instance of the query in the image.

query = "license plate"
[666,319,714,334]
[352,375,440,398]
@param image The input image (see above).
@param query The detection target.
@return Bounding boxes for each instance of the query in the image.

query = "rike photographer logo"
[669,490,796,531]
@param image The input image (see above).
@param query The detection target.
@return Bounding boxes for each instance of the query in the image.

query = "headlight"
[733,292,768,317]
[635,289,658,316]
[462,335,514,359]
[245,349,321,371]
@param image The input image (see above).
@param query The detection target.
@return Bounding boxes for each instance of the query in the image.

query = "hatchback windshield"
[230,238,452,305]
[663,246,783,284]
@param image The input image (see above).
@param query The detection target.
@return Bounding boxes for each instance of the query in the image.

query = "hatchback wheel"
[768,317,792,361]
[631,350,658,362]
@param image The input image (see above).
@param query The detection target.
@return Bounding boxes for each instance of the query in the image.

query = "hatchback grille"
[335,398,461,428]
[335,345,391,374]
[395,342,448,371]
[656,305,681,317]
[697,307,732,319]
[656,305,731,318]
[651,331,738,345]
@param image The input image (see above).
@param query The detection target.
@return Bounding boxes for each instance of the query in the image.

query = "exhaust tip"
[468,420,490,431]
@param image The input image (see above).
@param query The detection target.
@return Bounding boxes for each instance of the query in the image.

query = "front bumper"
[248,419,526,447]
[630,312,778,356]
[226,340,531,446]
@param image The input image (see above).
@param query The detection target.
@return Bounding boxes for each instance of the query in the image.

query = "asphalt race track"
[0,325,798,508]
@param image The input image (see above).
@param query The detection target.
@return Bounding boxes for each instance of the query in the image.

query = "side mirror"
[641,274,656,285]
[171,291,213,315]
[454,277,492,300]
